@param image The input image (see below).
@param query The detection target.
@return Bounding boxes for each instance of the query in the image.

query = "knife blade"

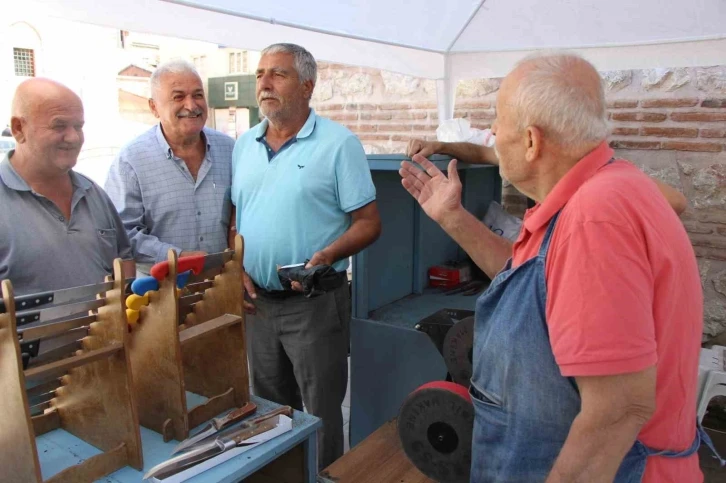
[144,417,280,480]
[28,389,57,407]
[183,280,215,295]
[30,400,52,417]
[150,251,234,281]
[178,292,205,308]
[1,279,132,313]
[15,298,105,327]
[25,377,63,399]
[26,339,84,367]
[171,402,257,455]
[18,313,96,340]
[26,378,63,400]
[20,326,90,369]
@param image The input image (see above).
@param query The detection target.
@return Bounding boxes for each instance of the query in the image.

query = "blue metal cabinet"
[353,155,501,318]
[349,154,501,447]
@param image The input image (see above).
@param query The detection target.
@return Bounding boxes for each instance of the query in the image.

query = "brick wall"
[312,62,726,342]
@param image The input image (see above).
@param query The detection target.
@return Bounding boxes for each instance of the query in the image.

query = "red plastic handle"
[150,255,205,281]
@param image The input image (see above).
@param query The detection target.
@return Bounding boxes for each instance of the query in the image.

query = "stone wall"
[311,62,726,342]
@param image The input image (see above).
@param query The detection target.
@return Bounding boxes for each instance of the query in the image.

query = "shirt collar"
[0,151,28,191]
[254,108,318,142]
[155,124,211,160]
[522,141,614,233]
[0,150,92,192]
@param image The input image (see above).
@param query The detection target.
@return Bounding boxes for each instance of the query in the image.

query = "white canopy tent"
[20,0,726,120]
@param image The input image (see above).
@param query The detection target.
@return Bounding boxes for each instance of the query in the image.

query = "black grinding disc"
[443,316,474,387]
[398,381,473,483]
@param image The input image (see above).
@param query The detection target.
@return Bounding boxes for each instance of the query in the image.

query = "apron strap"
[643,421,725,466]
[537,211,561,258]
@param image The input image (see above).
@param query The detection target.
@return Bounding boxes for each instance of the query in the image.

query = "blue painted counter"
[37,394,321,482]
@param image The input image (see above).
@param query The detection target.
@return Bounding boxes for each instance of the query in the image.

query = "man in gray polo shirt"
[0,78,132,295]
[105,60,234,274]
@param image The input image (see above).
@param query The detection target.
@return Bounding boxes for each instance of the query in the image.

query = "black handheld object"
[277,263,345,298]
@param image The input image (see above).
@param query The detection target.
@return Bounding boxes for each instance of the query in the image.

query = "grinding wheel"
[398,381,473,483]
[443,316,474,386]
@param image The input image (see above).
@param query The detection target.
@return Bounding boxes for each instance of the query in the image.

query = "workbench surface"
[37,394,321,482]
[321,419,434,483]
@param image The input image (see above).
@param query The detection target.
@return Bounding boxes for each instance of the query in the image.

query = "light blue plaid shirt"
[105,125,234,272]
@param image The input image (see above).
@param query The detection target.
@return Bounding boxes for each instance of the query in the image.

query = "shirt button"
[58,216,65,221]
[197,211,201,216]
[200,236,204,241]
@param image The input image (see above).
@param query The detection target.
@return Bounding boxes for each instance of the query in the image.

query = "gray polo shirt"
[0,151,132,295]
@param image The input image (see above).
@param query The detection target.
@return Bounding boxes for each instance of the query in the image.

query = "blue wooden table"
[37,394,321,482]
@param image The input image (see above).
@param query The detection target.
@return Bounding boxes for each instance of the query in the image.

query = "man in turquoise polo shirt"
[231,43,381,469]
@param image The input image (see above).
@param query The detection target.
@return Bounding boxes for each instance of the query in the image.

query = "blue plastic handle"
[131,277,159,296]
[176,270,192,289]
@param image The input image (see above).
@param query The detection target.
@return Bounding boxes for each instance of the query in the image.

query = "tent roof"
[19,0,726,80]
[17,0,726,119]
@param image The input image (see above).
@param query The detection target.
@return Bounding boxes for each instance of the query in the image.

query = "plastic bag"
[482,201,523,241]
[436,118,495,147]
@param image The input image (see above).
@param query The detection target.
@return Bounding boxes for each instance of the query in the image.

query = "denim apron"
[469,209,723,482]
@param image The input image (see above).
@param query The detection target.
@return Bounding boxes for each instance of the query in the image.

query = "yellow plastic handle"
[126,293,150,311]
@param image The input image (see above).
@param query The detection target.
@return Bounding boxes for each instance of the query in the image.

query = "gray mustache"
[177,109,203,118]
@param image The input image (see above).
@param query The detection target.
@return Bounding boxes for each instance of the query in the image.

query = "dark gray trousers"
[247,284,350,470]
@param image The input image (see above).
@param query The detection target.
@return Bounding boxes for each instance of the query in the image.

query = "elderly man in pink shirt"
[400,52,723,482]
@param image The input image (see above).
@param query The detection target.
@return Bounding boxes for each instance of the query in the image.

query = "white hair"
[260,43,317,85]
[150,59,201,97]
[510,52,610,148]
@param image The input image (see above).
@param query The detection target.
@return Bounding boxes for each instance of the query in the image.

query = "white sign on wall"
[224,81,238,101]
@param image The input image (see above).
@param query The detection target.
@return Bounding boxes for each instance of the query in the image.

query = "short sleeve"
[334,135,376,212]
[546,220,657,377]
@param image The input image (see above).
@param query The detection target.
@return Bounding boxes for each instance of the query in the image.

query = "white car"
[0,137,16,155]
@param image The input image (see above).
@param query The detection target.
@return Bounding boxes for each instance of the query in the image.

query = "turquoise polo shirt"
[232,109,376,290]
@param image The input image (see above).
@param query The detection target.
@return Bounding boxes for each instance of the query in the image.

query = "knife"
[26,378,63,400]
[150,251,234,281]
[0,279,132,314]
[28,389,57,407]
[144,416,282,480]
[15,298,106,327]
[20,326,89,369]
[171,402,257,455]
[131,270,193,296]
[178,292,204,308]
[30,400,52,417]
[26,339,84,367]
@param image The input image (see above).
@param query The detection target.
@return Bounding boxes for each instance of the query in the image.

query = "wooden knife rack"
[128,234,249,442]
[0,260,143,483]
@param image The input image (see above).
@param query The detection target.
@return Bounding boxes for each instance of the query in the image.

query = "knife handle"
[126,294,149,311]
[177,270,192,288]
[131,277,159,296]
[14,292,55,311]
[151,256,205,281]
[212,402,257,430]
[245,406,293,427]
[17,311,41,327]
[231,418,279,446]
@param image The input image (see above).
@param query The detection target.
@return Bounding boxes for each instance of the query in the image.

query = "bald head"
[9,78,85,175]
[12,78,82,119]
[501,52,608,150]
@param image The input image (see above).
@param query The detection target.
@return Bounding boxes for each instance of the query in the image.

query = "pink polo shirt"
[511,142,703,482]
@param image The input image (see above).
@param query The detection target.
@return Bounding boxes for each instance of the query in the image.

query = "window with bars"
[13,48,35,77]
